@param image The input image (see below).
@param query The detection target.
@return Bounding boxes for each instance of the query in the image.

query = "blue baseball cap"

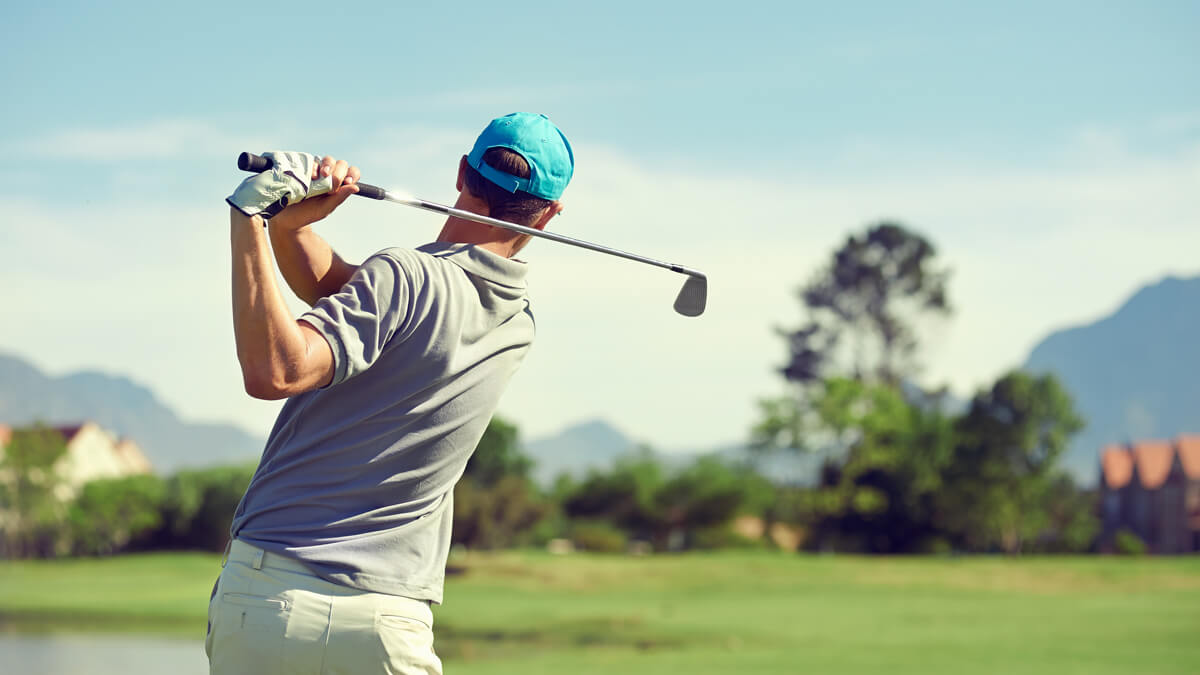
[467,112,574,201]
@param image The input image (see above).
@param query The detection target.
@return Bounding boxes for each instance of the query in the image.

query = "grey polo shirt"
[230,242,534,604]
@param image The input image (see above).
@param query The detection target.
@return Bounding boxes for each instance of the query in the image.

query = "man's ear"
[456,156,468,193]
[530,201,564,232]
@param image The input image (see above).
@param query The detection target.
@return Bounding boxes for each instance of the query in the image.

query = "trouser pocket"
[375,612,442,675]
[208,591,290,674]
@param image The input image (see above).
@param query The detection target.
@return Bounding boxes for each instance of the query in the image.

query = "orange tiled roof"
[1101,445,1133,489]
[1177,435,1200,480]
[1132,440,1175,489]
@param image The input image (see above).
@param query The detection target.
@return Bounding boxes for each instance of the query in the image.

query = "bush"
[690,525,766,551]
[152,464,256,551]
[570,520,628,553]
[68,474,167,555]
[1113,529,1146,556]
[452,475,549,550]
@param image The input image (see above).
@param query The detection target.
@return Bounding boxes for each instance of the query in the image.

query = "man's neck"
[435,193,524,258]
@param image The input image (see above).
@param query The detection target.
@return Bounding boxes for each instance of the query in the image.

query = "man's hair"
[464,147,553,225]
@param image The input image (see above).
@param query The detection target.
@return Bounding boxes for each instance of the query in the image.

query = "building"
[1099,436,1200,553]
[0,421,153,499]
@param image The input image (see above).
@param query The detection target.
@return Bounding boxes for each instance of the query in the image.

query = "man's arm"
[267,157,362,306]
[230,207,335,399]
[268,224,359,307]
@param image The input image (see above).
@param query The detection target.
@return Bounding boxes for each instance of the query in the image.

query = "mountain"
[0,353,264,472]
[522,419,642,484]
[1023,274,1200,484]
[520,418,821,486]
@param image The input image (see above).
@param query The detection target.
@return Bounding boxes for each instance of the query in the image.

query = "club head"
[673,274,707,317]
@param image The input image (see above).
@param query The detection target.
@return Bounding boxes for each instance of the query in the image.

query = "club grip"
[236,152,386,200]
[238,152,273,172]
[354,183,385,200]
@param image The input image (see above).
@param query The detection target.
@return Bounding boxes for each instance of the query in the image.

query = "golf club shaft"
[237,152,704,279]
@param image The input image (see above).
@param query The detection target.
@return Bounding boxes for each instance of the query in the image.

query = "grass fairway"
[2,552,1198,674]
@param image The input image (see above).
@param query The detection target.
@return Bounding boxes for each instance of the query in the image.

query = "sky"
[1,1,1197,453]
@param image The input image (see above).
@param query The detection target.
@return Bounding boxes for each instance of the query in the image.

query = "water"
[0,633,207,675]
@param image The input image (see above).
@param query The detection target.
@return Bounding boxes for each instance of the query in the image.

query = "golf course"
[2,551,1197,674]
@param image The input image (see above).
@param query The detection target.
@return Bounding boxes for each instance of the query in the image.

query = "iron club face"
[673,274,708,317]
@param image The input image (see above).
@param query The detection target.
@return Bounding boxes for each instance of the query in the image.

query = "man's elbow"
[240,361,306,400]
[242,370,292,400]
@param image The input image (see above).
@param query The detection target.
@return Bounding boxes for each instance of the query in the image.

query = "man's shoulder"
[362,247,437,279]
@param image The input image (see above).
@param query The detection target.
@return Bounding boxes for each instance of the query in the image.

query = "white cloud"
[1,121,1196,453]
[21,119,274,160]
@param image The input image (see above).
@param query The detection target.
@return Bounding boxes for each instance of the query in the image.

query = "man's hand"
[226,152,358,220]
[269,156,361,232]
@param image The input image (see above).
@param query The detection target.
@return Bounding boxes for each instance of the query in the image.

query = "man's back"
[231,242,534,603]
[215,112,572,674]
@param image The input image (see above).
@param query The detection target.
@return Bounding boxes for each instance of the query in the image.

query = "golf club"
[237,152,707,317]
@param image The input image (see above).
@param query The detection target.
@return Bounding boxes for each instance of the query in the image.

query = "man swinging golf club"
[209,112,573,674]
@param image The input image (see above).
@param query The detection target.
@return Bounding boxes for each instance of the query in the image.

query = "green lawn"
[2,552,1198,674]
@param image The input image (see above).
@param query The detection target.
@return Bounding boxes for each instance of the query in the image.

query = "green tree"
[1038,475,1099,553]
[153,464,256,551]
[654,457,775,548]
[938,371,1086,553]
[797,222,951,386]
[0,424,70,558]
[68,474,167,555]
[805,378,955,553]
[561,451,776,551]
[452,416,548,549]
[562,449,665,543]
[755,222,951,450]
[452,475,549,550]
[463,416,531,487]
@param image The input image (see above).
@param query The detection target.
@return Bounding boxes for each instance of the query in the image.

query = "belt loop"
[252,549,265,570]
[221,539,232,568]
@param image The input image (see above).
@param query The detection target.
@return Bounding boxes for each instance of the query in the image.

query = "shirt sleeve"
[300,250,416,387]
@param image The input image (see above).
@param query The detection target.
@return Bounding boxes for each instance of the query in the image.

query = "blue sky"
[1,1,1197,451]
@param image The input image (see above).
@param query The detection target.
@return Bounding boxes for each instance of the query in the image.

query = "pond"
[1,632,207,675]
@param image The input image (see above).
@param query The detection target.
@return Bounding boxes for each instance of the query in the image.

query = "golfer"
[209,113,573,674]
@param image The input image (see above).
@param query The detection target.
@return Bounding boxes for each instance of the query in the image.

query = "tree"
[452,416,548,549]
[462,416,531,487]
[755,222,951,451]
[562,449,665,542]
[0,424,70,558]
[804,378,955,553]
[452,475,548,550]
[153,464,256,551]
[654,457,776,550]
[68,474,167,555]
[937,371,1086,553]
[560,451,777,551]
[795,222,951,386]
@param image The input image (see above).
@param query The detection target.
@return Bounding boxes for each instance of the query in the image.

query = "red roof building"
[1099,436,1200,554]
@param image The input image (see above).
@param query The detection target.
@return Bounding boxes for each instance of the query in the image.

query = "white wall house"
[0,421,153,500]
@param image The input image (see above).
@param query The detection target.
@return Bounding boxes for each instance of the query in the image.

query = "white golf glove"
[226,151,334,218]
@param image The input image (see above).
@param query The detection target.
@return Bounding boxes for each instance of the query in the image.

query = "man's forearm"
[231,209,331,397]
[268,224,358,306]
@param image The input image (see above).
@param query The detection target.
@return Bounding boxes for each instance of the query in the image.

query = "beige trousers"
[206,539,442,675]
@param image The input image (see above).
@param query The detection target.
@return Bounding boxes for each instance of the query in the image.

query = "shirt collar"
[416,242,528,288]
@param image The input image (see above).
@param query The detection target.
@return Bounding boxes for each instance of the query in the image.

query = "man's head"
[446,113,573,256]
[466,112,573,206]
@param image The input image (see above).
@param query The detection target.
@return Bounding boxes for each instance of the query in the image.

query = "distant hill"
[520,418,820,486]
[522,419,641,484]
[0,353,264,473]
[1024,274,1200,484]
